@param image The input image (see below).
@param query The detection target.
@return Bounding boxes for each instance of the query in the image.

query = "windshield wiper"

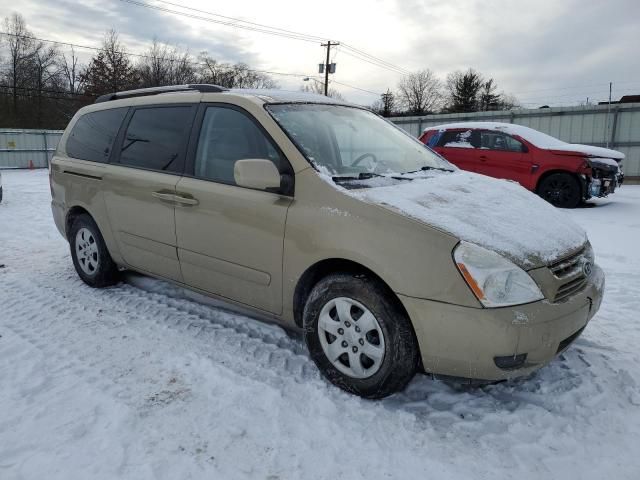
[332,172,383,181]
[332,172,414,182]
[400,165,453,175]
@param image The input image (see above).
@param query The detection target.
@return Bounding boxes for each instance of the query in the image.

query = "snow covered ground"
[1,169,639,480]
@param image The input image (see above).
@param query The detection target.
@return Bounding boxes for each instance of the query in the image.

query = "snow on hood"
[351,171,587,269]
[547,144,624,163]
[428,122,625,160]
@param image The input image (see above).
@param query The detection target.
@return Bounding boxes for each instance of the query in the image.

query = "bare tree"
[300,78,343,99]
[499,93,520,110]
[2,13,39,114]
[396,69,442,115]
[197,52,277,89]
[32,44,62,124]
[58,47,84,94]
[478,78,501,111]
[137,39,172,87]
[170,49,196,85]
[136,39,196,87]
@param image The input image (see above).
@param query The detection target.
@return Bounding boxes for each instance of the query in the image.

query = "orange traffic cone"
[28,160,34,170]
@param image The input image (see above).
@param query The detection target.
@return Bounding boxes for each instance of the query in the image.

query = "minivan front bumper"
[399,264,605,381]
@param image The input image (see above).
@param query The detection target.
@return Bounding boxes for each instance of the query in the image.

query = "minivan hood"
[350,171,587,269]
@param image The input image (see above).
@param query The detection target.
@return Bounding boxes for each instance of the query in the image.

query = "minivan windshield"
[267,104,454,179]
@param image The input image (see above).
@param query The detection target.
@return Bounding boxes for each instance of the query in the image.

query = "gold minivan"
[50,85,605,398]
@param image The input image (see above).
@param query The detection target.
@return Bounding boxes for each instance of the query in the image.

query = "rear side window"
[193,106,286,185]
[66,108,127,162]
[118,106,193,173]
[436,130,480,149]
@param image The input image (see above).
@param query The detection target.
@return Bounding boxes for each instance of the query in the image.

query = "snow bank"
[352,171,587,267]
[428,122,625,160]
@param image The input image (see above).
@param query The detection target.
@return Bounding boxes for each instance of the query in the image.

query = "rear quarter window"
[66,108,128,163]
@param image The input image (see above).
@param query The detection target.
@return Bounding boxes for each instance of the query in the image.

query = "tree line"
[0,13,279,129]
[1,13,519,129]
[371,69,519,117]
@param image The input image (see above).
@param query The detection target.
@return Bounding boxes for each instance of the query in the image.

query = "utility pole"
[605,82,613,148]
[320,41,339,96]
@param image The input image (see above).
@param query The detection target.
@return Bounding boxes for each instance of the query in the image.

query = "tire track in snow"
[1,269,322,410]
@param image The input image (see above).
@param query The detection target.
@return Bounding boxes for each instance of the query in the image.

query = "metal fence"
[390,102,640,178]
[0,129,64,169]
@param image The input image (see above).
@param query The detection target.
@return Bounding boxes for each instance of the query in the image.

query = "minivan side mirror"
[234,159,282,191]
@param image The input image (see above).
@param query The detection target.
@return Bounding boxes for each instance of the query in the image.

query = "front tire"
[69,214,120,288]
[537,173,581,208]
[303,273,419,398]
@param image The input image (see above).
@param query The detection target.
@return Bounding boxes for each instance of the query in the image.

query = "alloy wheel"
[75,227,100,275]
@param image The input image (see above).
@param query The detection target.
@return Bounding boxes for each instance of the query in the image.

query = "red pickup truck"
[420,122,624,208]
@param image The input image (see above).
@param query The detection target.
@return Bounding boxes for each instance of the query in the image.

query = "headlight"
[454,241,544,307]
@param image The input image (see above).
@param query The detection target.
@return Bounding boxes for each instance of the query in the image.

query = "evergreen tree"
[81,30,137,96]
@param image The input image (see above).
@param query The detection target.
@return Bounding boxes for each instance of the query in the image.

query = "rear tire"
[303,273,419,399]
[69,214,120,288]
[537,173,581,208]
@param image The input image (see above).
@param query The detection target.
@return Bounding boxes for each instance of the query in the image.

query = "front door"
[102,104,196,281]
[175,104,293,314]
[477,130,533,186]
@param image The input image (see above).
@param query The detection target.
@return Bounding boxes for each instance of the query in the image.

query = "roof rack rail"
[94,84,227,103]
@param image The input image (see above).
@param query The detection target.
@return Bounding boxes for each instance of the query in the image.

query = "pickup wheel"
[303,273,419,399]
[537,173,581,208]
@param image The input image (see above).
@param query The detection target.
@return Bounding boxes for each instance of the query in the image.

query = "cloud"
[4,0,639,105]
[8,0,258,64]
[392,0,640,105]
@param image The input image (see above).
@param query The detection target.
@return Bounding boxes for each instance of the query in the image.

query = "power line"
[338,48,409,76]
[150,0,327,42]
[118,0,321,43]
[119,0,412,76]
[331,80,380,96]
[0,31,317,80]
[340,43,411,75]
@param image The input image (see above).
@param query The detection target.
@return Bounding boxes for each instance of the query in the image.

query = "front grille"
[549,248,585,278]
[549,248,588,302]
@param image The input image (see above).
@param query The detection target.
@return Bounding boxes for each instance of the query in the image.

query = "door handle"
[152,191,176,202]
[173,193,199,206]
[479,155,488,161]
[152,191,199,206]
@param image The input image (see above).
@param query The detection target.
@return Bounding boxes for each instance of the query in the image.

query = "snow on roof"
[426,121,624,160]
[228,88,353,106]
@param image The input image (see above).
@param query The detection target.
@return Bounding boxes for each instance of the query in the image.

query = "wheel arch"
[65,205,93,238]
[535,169,586,199]
[292,258,410,329]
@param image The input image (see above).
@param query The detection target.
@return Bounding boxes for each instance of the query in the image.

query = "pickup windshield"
[266,104,454,178]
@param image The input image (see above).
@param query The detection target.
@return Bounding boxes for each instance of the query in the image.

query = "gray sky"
[6,0,640,106]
